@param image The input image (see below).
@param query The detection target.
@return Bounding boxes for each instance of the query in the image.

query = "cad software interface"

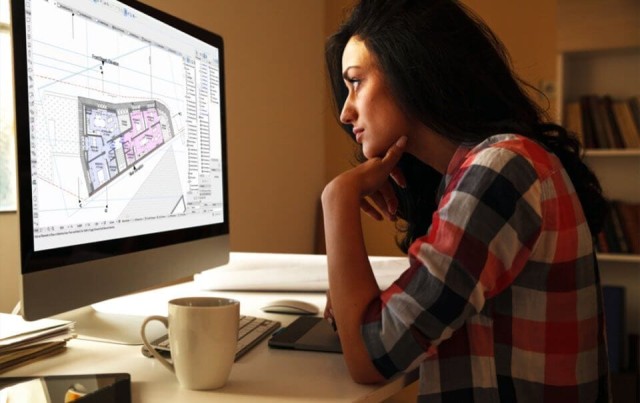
[23,0,224,251]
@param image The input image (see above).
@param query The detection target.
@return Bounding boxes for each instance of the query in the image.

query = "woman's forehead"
[342,37,372,71]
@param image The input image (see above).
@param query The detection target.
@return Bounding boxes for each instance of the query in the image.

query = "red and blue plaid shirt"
[362,134,610,402]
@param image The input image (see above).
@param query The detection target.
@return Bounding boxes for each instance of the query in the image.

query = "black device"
[268,316,342,353]
[0,373,131,402]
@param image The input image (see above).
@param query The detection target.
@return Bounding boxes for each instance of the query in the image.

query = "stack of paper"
[0,313,76,373]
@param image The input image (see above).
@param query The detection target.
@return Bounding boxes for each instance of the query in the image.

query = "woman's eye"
[348,78,361,89]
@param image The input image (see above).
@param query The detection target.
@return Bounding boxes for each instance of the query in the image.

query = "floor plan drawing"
[79,97,175,196]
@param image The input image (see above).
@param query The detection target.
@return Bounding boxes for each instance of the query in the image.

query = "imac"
[11,0,229,343]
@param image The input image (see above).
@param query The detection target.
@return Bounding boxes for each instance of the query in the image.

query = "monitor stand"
[53,306,166,345]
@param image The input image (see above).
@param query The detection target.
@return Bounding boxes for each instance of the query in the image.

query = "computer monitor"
[11,0,229,343]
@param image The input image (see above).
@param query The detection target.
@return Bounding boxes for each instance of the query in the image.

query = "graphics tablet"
[268,316,342,353]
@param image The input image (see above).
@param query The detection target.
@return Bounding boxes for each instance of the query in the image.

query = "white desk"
[2,254,417,402]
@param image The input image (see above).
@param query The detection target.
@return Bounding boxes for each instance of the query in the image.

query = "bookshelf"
[558,45,640,262]
[558,1,640,392]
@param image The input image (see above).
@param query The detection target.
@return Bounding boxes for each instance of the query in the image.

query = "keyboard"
[141,315,281,361]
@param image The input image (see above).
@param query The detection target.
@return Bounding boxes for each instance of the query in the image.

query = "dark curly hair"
[326,0,607,253]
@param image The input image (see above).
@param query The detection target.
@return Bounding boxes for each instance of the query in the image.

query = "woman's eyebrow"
[342,66,361,80]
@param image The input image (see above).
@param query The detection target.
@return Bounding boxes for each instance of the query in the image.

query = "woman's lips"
[353,128,364,143]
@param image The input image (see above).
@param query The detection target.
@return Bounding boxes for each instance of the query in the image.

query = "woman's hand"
[324,290,337,331]
[360,165,406,221]
[325,136,408,221]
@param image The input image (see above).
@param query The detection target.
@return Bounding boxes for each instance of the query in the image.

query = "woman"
[322,0,610,401]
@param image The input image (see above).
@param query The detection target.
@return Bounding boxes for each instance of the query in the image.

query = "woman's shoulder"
[474,133,545,156]
[456,133,558,179]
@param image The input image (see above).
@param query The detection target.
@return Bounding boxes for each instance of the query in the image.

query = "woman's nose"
[340,98,355,125]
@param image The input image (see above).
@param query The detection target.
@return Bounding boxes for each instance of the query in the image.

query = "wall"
[142,0,327,254]
[465,0,557,118]
[557,0,639,52]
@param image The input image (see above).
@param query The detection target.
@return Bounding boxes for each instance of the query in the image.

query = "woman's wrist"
[321,175,362,209]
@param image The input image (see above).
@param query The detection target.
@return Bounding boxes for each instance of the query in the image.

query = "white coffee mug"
[141,297,240,390]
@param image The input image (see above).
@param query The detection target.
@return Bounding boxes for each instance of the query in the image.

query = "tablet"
[268,316,342,353]
[0,373,131,403]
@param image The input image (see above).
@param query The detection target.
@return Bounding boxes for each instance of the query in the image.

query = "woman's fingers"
[390,166,407,189]
[367,185,398,221]
[340,135,407,220]
[356,137,406,221]
[324,290,332,319]
[324,290,337,331]
[360,198,384,221]
[382,136,407,168]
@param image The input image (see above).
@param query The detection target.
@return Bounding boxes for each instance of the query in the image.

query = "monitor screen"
[12,0,229,342]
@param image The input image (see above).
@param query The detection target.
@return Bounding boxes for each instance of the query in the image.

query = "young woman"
[321,0,610,401]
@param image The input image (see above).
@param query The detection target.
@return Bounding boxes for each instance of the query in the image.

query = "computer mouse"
[261,299,319,315]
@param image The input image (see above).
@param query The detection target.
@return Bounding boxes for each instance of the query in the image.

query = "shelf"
[596,253,640,264]
[584,149,640,157]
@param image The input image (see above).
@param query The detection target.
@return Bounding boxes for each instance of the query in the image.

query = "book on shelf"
[595,200,640,255]
[564,100,584,145]
[614,201,640,254]
[602,285,626,373]
[579,95,599,148]
[612,99,640,149]
[592,95,622,148]
[629,333,639,373]
[596,231,609,254]
[601,95,625,148]
[598,208,622,253]
[608,201,629,254]
[629,96,640,131]
[566,95,640,149]
[0,313,76,374]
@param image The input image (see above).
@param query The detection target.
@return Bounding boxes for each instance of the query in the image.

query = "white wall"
[143,0,327,253]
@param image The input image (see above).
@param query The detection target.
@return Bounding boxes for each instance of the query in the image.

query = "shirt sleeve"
[360,145,544,378]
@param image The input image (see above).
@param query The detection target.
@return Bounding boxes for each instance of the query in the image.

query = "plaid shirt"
[362,134,610,402]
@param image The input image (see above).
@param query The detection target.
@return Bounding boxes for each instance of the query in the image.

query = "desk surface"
[2,254,417,402]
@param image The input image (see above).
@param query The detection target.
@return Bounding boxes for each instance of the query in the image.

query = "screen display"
[22,0,224,252]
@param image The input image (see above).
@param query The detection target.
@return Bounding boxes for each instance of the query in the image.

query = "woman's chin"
[362,147,383,160]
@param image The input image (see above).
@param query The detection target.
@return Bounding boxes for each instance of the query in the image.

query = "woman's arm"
[321,137,407,384]
[322,178,384,383]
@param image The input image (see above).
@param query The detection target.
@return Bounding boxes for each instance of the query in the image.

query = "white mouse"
[261,299,319,315]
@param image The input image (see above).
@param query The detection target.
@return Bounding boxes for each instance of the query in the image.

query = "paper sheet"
[195,252,408,291]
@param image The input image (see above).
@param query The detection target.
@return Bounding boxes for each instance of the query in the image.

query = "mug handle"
[140,315,174,373]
